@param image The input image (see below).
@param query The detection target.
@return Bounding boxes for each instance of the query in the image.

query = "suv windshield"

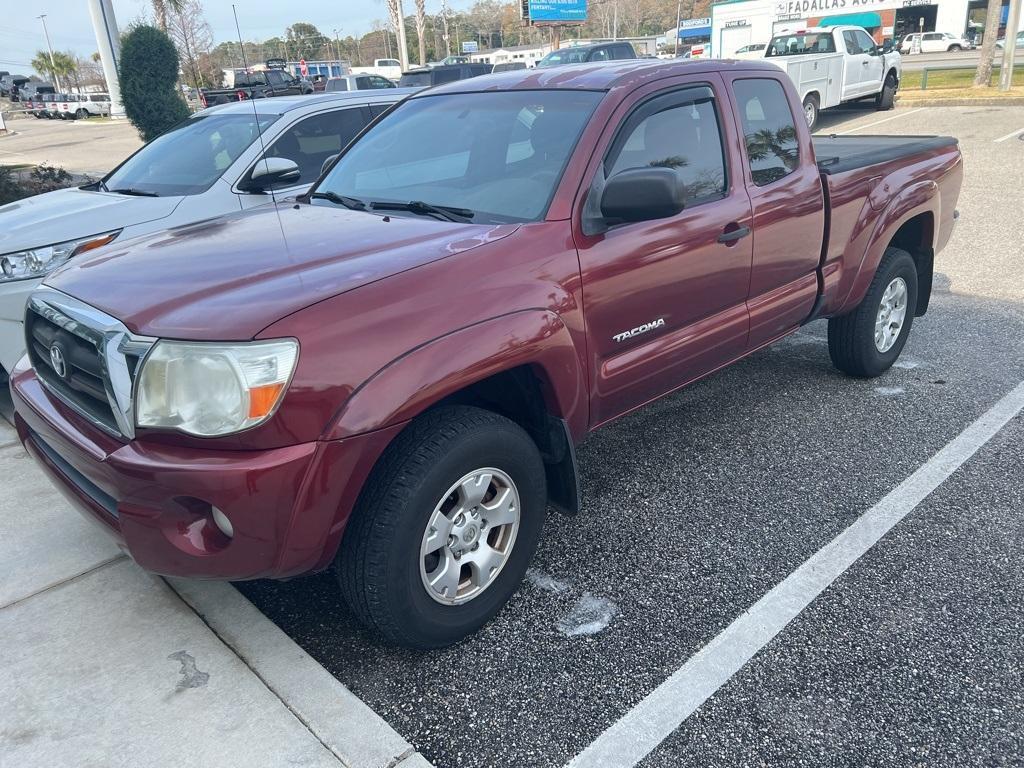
[537,48,591,67]
[103,112,278,196]
[315,90,602,223]
[765,32,837,56]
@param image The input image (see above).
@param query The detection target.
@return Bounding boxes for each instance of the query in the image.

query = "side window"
[616,45,634,59]
[370,76,394,89]
[262,108,368,188]
[356,76,372,89]
[590,48,611,62]
[368,103,391,118]
[265,70,283,85]
[733,78,800,186]
[923,33,942,41]
[857,30,878,52]
[607,87,727,206]
[843,31,863,54]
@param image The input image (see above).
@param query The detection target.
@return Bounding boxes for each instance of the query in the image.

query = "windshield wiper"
[370,200,474,222]
[107,187,159,197]
[309,191,367,210]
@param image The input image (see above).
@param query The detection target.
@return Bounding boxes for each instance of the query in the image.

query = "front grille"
[25,289,154,440]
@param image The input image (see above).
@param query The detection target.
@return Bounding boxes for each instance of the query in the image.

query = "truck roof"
[422,59,785,96]
[199,88,420,117]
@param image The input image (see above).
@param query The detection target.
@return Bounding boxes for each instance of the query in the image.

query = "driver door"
[575,76,754,426]
[842,30,872,98]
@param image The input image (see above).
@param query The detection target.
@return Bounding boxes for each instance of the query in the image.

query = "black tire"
[948,44,962,52]
[337,405,547,648]
[876,73,897,111]
[75,108,88,120]
[802,93,819,131]
[828,247,918,378]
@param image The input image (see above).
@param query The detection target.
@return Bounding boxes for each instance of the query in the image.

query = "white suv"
[899,32,972,53]
[76,94,111,118]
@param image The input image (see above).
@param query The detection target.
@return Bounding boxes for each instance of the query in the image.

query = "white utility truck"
[763,26,902,130]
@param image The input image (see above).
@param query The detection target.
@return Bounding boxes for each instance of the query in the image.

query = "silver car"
[0,89,415,378]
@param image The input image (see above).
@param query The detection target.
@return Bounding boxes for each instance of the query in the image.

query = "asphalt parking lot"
[0,111,142,176]
[231,103,1024,767]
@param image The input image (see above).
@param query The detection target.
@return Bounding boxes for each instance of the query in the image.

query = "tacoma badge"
[613,318,665,343]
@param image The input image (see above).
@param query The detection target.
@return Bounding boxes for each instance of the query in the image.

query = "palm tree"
[31,50,77,88]
[152,0,185,32]
[415,0,427,66]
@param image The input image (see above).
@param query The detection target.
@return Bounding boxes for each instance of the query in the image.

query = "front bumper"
[0,277,42,375]
[11,363,403,580]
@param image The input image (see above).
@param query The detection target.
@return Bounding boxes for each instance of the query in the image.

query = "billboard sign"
[462,41,479,52]
[528,0,588,23]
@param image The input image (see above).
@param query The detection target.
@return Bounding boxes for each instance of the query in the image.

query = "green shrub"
[118,24,189,142]
[0,164,79,206]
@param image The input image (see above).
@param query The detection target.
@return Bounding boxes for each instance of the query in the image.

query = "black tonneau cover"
[813,135,958,175]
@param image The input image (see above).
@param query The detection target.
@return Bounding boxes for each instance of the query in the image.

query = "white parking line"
[993,126,1024,143]
[567,381,1024,768]
[831,108,924,135]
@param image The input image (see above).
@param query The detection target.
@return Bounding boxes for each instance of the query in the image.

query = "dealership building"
[710,0,1024,57]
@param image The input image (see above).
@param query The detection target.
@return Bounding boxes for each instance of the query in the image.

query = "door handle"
[862,60,870,65]
[717,225,750,244]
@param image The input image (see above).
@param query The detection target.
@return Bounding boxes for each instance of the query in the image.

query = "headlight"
[0,231,121,282]
[136,339,299,437]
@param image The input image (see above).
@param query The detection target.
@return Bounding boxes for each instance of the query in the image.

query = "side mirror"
[600,167,685,223]
[244,157,301,191]
[321,154,339,177]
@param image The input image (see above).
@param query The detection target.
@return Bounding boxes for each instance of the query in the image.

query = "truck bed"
[813,135,959,174]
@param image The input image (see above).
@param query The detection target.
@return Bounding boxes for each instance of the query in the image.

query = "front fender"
[835,178,938,316]
[325,309,588,441]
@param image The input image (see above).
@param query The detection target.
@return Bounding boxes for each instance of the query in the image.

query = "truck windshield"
[537,48,590,67]
[314,90,603,223]
[765,32,837,56]
[102,113,278,197]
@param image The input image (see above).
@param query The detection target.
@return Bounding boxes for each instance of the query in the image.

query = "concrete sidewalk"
[0,417,430,768]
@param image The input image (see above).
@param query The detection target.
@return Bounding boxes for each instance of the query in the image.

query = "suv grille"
[26,289,154,439]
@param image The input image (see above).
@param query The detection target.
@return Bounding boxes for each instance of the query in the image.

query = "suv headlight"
[136,339,299,437]
[0,231,121,282]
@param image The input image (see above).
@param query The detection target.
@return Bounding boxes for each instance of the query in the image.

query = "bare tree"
[151,0,185,32]
[973,0,1003,86]
[167,0,214,88]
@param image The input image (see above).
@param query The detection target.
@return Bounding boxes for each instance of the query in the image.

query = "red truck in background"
[11,60,963,648]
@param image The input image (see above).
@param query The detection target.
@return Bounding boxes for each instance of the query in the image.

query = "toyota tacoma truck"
[11,60,962,648]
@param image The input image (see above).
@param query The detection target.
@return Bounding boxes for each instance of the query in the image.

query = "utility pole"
[1000,0,1021,91]
[333,28,342,66]
[86,0,124,118]
[37,14,62,92]
[395,0,411,70]
[613,1,619,41]
[674,0,682,56]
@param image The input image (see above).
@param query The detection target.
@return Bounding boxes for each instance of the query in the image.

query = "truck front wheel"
[876,73,898,111]
[337,405,547,648]
[828,247,918,378]
[802,94,819,131]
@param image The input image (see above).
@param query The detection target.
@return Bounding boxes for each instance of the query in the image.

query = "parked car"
[732,42,767,59]
[1,75,29,99]
[73,93,111,119]
[200,67,313,107]
[996,31,1024,49]
[0,89,415,378]
[764,26,902,130]
[491,62,527,73]
[325,74,397,92]
[44,94,68,119]
[536,41,637,67]
[9,59,963,649]
[58,94,87,120]
[435,55,470,66]
[899,32,973,53]
[398,62,493,87]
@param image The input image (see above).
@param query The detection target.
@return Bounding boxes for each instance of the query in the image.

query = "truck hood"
[0,186,183,255]
[45,202,518,340]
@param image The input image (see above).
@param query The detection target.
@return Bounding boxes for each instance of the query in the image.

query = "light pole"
[37,14,62,92]
[86,0,124,118]
[674,0,682,56]
[999,0,1021,91]
[333,28,342,67]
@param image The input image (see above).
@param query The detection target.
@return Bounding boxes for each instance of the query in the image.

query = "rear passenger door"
[236,106,370,205]
[575,77,754,425]
[726,75,825,347]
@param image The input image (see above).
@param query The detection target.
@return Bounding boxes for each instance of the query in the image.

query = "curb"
[168,578,434,768]
[897,96,1024,107]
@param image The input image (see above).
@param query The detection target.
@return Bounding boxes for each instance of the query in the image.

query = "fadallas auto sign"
[776,0,895,14]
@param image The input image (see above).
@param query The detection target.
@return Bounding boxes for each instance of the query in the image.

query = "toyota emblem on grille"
[49,344,68,379]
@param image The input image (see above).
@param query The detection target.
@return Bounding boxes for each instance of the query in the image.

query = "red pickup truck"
[11,60,962,648]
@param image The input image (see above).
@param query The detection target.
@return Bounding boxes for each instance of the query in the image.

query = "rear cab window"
[732,78,800,186]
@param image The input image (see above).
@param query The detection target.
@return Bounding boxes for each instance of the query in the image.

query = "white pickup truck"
[763,26,901,130]
[350,58,403,82]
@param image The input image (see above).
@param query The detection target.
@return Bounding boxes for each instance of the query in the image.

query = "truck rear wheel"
[75,108,88,120]
[876,73,897,111]
[337,405,547,648]
[828,247,918,378]
[802,94,819,131]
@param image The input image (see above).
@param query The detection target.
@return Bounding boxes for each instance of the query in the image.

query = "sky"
[0,0,472,77]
